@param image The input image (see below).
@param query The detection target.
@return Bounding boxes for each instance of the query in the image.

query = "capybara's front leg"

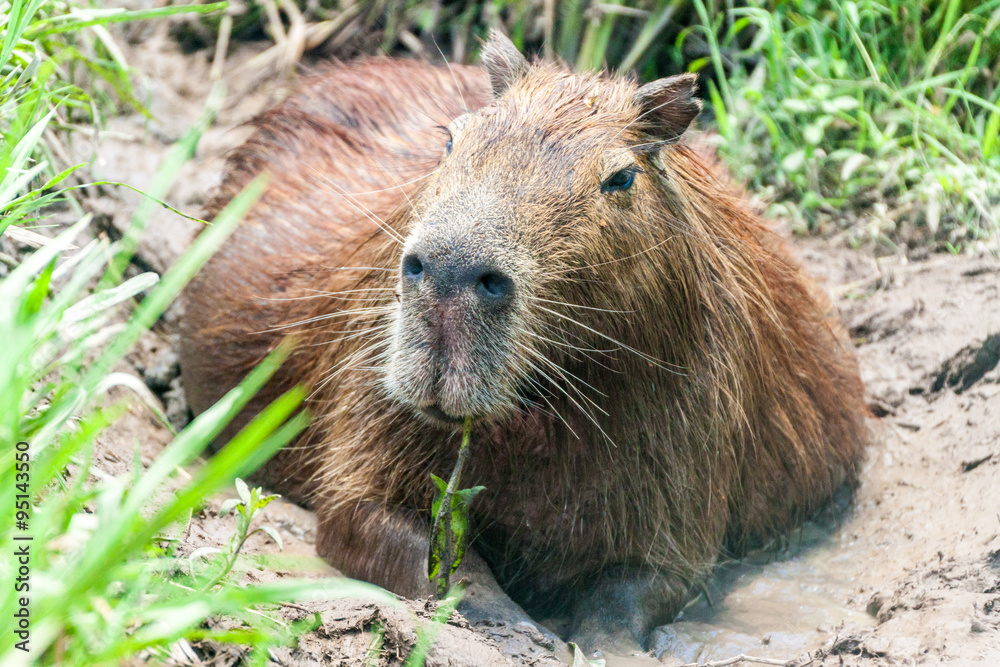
[316,501,435,598]
[569,566,688,653]
[316,501,561,652]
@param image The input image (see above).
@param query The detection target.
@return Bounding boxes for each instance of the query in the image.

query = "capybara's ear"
[633,73,702,143]
[481,29,530,98]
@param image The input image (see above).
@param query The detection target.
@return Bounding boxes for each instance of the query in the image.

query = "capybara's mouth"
[386,305,523,425]
[418,403,468,426]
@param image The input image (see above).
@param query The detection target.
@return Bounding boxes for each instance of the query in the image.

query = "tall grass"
[1,2,400,664]
[695,0,1000,249]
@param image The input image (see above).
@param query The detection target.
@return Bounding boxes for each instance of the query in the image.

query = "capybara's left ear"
[481,29,530,98]
[633,73,702,143]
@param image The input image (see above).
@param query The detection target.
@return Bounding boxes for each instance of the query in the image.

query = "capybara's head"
[384,31,701,426]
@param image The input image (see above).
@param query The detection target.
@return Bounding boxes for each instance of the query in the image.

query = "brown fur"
[180,34,869,649]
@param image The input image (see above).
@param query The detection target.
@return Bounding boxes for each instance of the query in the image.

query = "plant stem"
[430,415,473,597]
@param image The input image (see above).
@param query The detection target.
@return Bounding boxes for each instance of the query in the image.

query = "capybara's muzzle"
[400,242,515,311]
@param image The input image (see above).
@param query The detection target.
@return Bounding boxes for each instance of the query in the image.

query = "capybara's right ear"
[633,73,702,144]
[481,29,529,98]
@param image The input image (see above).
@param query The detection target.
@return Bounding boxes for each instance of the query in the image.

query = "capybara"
[179,31,869,652]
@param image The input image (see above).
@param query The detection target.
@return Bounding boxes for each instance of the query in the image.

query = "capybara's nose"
[401,250,514,307]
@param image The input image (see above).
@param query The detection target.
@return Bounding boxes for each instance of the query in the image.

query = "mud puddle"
[587,517,875,666]
[659,528,873,662]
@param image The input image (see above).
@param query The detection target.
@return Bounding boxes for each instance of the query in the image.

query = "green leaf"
[258,525,284,551]
[429,481,484,582]
[235,478,251,505]
[455,486,486,504]
[253,493,280,513]
[781,98,811,113]
[706,80,731,141]
[781,149,806,173]
[219,498,241,516]
[840,152,869,181]
[822,96,861,113]
[24,2,229,39]
[803,122,825,145]
[619,1,680,72]
[18,257,55,322]
[984,112,1000,160]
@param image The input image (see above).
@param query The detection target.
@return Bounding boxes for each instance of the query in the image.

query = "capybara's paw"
[568,568,685,655]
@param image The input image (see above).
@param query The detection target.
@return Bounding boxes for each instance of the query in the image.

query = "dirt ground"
[44,20,1000,667]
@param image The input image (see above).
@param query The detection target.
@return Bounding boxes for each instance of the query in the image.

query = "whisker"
[302,287,397,293]
[548,237,673,275]
[306,164,405,244]
[522,325,622,377]
[301,323,394,348]
[534,305,686,376]
[261,291,395,303]
[318,266,397,272]
[432,34,469,114]
[516,342,616,446]
[521,345,609,406]
[520,373,579,439]
[517,326,615,360]
[255,305,394,333]
[310,337,392,398]
[308,174,433,198]
[536,321,620,356]
[516,354,582,435]
[372,154,420,220]
[527,295,633,314]
[516,342,605,413]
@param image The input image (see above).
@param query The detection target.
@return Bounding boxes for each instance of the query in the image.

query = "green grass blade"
[619,1,681,72]
[24,2,229,39]
[31,173,267,454]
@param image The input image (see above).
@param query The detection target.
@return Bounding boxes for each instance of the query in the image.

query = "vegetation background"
[1,0,998,664]
[170,0,999,250]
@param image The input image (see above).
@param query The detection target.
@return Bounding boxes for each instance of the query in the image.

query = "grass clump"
[695,0,1000,251]
[1,0,228,233]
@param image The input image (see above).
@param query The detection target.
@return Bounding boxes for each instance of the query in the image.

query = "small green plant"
[198,478,284,593]
[1,3,403,664]
[427,416,483,598]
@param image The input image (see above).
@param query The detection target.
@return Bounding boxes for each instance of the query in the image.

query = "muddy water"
[598,518,875,666]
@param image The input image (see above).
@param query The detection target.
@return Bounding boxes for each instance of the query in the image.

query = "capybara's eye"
[602,168,637,194]
[437,125,454,155]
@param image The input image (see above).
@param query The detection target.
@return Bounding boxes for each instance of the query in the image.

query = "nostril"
[402,254,424,281]
[477,272,514,301]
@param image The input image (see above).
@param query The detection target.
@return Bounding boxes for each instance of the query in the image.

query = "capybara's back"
[180,32,869,652]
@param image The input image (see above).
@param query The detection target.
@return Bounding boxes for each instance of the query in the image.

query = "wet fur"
[180,43,869,646]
